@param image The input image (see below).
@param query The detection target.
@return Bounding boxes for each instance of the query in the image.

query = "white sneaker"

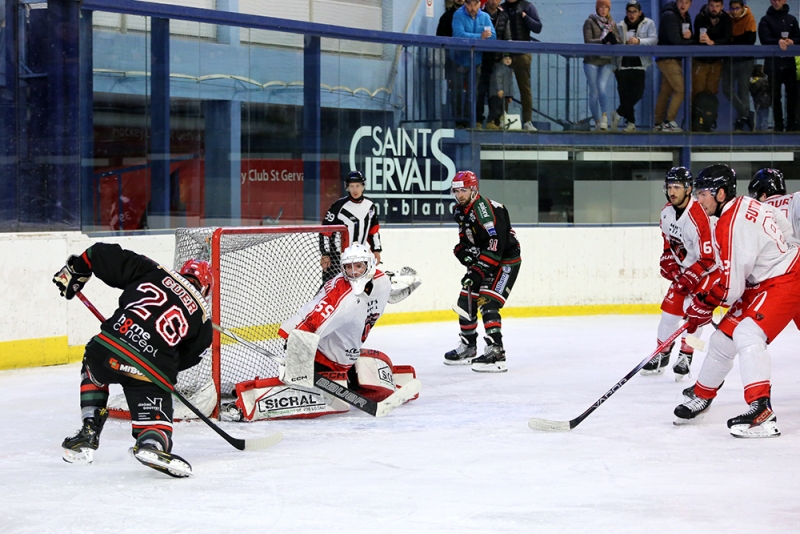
[610,111,621,130]
[662,121,682,132]
[597,115,608,131]
[622,122,636,132]
[522,121,537,131]
[654,122,666,131]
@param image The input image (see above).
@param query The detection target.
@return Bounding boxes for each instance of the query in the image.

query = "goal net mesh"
[173,226,346,406]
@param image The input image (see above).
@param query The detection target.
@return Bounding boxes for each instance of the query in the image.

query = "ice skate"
[471,337,507,373]
[672,351,693,381]
[727,397,780,438]
[673,386,713,424]
[444,334,478,366]
[62,408,108,464]
[131,442,193,478]
[640,350,671,376]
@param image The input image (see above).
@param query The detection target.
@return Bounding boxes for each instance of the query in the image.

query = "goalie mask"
[179,259,214,298]
[340,243,376,295]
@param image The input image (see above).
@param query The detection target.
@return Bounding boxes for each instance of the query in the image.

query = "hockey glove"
[461,267,483,288]
[674,265,704,295]
[684,295,715,334]
[52,255,92,300]
[453,243,479,266]
[659,250,680,282]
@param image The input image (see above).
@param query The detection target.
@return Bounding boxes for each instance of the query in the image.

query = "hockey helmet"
[451,170,478,194]
[694,164,737,200]
[345,170,366,184]
[663,166,693,201]
[748,168,786,199]
[180,259,214,298]
[340,243,376,295]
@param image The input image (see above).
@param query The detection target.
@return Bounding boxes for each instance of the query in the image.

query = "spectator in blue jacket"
[452,0,496,127]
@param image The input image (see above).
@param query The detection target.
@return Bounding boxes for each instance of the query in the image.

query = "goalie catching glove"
[386,267,422,304]
[53,254,92,300]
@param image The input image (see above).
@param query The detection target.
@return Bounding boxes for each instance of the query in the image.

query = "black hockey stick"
[75,292,283,451]
[312,373,422,417]
[528,323,690,432]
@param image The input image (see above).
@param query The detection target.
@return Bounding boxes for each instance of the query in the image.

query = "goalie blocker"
[233,349,418,421]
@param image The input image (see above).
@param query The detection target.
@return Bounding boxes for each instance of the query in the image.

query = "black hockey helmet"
[748,168,786,199]
[345,170,365,184]
[694,164,737,200]
[663,166,693,201]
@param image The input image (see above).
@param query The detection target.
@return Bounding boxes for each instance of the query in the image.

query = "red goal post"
[174,225,349,416]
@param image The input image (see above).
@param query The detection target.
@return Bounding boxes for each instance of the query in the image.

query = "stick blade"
[528,418,572,432]
[243,431,284,451]
[452,304,471,321]
[684,334,706,352]
[375,379,422,418]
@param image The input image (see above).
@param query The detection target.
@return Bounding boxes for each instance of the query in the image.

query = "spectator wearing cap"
[691,0,732,100]
[583,0,622,130]
[452,0,496,127]
[758,0,800,131]
[612,0,657,132]
[654,0,693,132]
[723,0,757,131]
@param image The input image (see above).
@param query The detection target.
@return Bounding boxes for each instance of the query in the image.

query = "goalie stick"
[528,323,690,432]
[75,291,283,451]
[211,316,422,417]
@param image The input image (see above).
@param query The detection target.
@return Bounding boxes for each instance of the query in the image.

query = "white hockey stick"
[212,323,316,389]
[684,334,706,352]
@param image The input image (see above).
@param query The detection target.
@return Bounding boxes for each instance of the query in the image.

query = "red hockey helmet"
[451,170,478,193]
[180,259,214,298]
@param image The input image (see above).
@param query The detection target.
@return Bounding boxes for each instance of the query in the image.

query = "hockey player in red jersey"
[320,170,382,284]
[674,164,800,438]
[445,170,522,373]
[53,243,214,476]
[748,168,800,243]
[643,167,716,379]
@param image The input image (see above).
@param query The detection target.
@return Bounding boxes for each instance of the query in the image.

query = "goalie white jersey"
[278,271,391,371]
[713,196,800,306]
[660,197,715,271]
[763,192,800,244]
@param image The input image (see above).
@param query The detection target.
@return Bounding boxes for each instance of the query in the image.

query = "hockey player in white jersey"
[674,164,800,438]
[748,168,800,244]
[643,167,716,379]
[231,243,421,421]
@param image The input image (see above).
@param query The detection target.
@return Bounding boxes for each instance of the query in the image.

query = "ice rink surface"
[2,315,800,533]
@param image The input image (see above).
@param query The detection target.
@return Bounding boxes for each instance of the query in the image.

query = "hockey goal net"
[174,225,348,415]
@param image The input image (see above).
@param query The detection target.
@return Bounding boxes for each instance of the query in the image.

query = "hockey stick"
[75,291,283,451]
[211,323,315,389]
[313,373,422,417]
[452,285,475,321]
[528,323,690,432]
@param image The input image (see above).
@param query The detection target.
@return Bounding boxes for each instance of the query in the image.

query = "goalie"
[232,243,421,421]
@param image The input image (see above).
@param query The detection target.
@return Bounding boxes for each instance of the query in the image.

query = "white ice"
[2,315,800,533]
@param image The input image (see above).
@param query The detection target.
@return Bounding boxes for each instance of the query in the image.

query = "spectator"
[723,0,757,131]
[583,0,622,131]
[477,0,511,128]
[486,54,516,129]
[452,0,496,127]
[749,63,773,130]
[692,0,732,100]
[437,0,466,126]
[613,0,657,132]
[501,0,543,131]
[654,0,693,132]
[758,0,800,131]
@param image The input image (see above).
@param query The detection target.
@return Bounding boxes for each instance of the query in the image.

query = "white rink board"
[1,225,666,346]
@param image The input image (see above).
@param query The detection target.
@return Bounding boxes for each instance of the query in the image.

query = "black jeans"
[766,59,798,131]
[615,69,645,124]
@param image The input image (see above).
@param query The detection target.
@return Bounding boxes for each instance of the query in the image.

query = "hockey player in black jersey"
[53,243,214,477]
[445,170,522,373]
[320,170,383,283]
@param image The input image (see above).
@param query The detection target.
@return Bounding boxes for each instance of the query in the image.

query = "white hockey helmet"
[340,243,376,295]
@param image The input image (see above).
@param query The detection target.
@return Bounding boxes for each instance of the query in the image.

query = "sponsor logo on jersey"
[485,221,497,236]
[112,313,159,357]
[108,357,146,378]
[477,202,490,220]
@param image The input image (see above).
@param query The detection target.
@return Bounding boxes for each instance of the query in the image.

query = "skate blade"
[640,368,666,376]
[673,372,692,382]
[729,422,781,438]
[673,413,706,426]
[62,447,95,464]
[443,357,476,366]
[131,447,193,478]
[471,362,508,373]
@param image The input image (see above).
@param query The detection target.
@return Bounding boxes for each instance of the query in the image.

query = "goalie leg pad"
[234,373,350,421]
